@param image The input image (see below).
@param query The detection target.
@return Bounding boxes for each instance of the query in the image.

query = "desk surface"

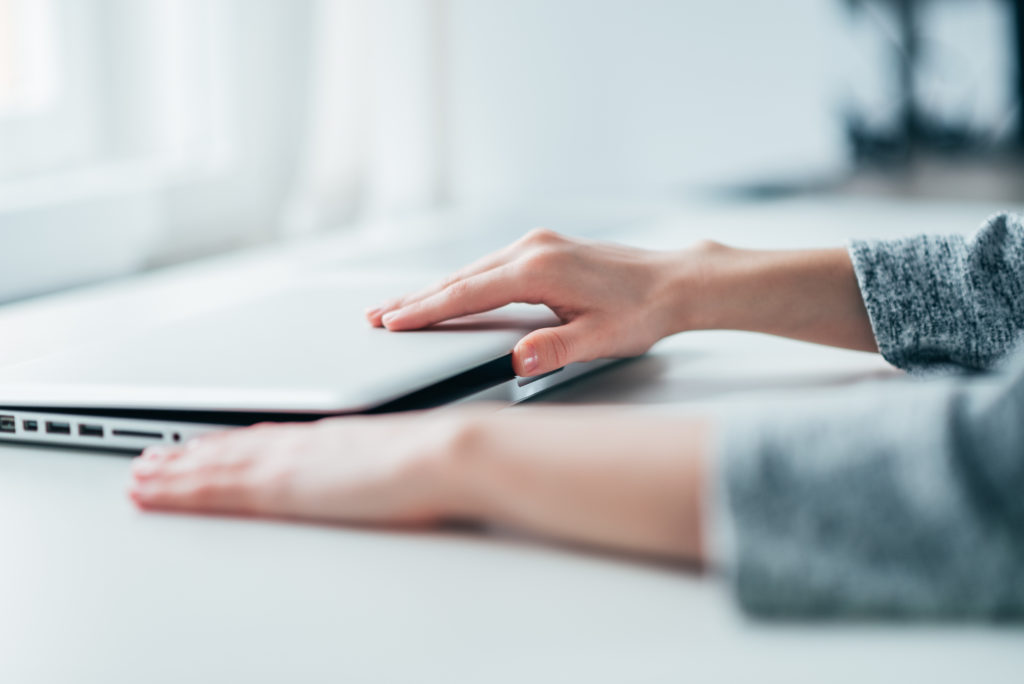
[1,197,1022,683]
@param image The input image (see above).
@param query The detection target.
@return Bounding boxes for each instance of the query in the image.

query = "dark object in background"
[717,1,1024,202]
[1014,0,1024,147]
[845,0,1024,163]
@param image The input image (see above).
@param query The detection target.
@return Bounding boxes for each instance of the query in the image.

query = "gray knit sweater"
[716,212,1024,618]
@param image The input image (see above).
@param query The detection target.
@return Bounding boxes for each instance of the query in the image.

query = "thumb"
[513,322,592,377]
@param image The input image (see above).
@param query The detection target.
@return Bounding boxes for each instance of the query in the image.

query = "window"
[0,1,446,302]
[0,0,58,119]
[0,0,276,301]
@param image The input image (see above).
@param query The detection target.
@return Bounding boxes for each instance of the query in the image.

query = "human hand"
[128,411,479,525]
[128,406,709,564]
[367,230,880,371]
[365,229,695,377]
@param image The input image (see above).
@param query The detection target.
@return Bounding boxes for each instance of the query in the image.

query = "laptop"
[0,275,614,453]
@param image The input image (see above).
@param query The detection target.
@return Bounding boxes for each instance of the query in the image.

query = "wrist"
[660,243,876,351]
[654,239,736,335]
[424,406,712,564]
[422,407,497,521]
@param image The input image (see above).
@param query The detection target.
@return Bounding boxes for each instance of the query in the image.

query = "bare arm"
[131,230,870,566]
[130,407,711,564]
[368,230,876,378]
[453,408,709,563]
[683,243,877,353]
[129,351,1024,618]
[129,219,1024,617]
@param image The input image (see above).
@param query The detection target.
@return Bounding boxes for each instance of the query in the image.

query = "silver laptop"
[0,276,613,453]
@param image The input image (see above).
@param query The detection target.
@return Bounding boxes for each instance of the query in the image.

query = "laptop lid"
[0,277,561,416]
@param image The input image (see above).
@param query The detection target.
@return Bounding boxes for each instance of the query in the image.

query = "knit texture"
[715,213,1024,617]
[850,213,1024,373]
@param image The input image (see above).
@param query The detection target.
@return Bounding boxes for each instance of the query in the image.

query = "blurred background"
[1,0,1022,301]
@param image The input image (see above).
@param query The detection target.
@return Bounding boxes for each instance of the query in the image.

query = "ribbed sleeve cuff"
[848,236,972,373]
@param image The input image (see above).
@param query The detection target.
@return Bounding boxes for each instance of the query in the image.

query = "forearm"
[660,242,877,352]
[444,407,710,563]
[716,353,1024,617]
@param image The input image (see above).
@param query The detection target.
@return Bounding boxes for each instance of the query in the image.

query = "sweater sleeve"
[711,214,1024,617]
[714,352,1024,617]
[849,212,1024,373]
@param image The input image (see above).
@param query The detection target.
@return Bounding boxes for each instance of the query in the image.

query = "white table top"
[1,197,1022,683]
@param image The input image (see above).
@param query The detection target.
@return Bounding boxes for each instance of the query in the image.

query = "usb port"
[78,424,104,438]
[0,415,14,434]
[45,421,71,435]
[22,420,38,432]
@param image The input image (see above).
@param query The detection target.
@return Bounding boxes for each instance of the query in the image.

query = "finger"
[131,427,256,481]
[366,243,522,327]
[131,450,182,479]
[130,441,254,508]
[380,264,530,331]
[513,320,595,376]
[138,444,184,464]
[129,473,254,514]
[130,425,308,515]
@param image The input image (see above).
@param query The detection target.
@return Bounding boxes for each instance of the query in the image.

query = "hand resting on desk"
[130,228,871,565]
[131,219,1024,617]
[131,405,710,562]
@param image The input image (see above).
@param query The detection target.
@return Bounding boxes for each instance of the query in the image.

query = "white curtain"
[282,0,447,238]
[0,0,447,300]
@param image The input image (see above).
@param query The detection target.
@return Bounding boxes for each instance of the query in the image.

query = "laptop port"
[78,424,104,438]
[0,415,14,433]
[45,421,71,435]
[112,429,163,440]
[23,419,38,432]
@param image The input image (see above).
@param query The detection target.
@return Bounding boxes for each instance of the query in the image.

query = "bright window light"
[0,0,58,117]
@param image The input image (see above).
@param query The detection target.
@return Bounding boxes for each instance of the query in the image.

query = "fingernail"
[519,342,538,374]
[365,306,381,318]
[381,311,399,327]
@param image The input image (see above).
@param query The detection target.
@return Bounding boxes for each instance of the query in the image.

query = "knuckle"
[521,227,560,245]
[690,238,724,255]
[187,432,225,450]
[388,297,411,311]
[443,278,473,301]
[520,248,561,276]
[437,272,463,290]
[546,333,572,367]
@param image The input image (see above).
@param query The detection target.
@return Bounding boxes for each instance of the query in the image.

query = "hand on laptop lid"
[365,228,688,377]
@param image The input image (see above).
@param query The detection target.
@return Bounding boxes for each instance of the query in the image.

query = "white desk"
[1,198,1022,683]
